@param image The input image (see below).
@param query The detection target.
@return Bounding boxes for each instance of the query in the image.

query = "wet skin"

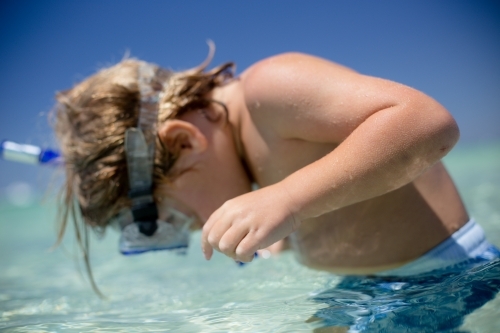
[158,52,468,274]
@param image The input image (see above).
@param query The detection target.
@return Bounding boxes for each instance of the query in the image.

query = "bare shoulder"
[239,53,424,142]
[239,53,358,140]
[240,52,356,109]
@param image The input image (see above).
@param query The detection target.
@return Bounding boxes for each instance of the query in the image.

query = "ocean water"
[0,142,499,333]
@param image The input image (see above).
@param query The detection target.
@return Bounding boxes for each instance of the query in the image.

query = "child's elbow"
[427,104,460,158]
[443,114,460,148]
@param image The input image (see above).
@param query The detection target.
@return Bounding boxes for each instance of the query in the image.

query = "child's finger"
[201,209,223,260]
[201,236,213,260]
[201,222,215,260]
[205,217,233,253]
[218,226,248,258]
[235,233,261,262]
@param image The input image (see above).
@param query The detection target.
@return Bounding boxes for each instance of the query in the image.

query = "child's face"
[156,111,252,226]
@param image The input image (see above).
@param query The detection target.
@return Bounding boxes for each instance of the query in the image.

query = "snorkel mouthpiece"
[130,198,158,236]
[130,200,158,236]
[138,221,157,236]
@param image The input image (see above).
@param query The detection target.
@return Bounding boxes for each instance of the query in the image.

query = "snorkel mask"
[111,62,194,255]
[1,62,194,255]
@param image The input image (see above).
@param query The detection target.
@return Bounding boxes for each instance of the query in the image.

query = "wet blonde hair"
[53,50,234,295]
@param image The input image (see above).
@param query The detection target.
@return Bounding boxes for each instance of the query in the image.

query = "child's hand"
[201,183,300,262]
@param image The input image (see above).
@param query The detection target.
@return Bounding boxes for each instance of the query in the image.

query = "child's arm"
[201,53,459,262]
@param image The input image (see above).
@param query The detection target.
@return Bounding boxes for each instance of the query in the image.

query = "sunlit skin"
[156,53,469,274]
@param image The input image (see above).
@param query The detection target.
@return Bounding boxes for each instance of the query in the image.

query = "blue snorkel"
[0,140,62,166]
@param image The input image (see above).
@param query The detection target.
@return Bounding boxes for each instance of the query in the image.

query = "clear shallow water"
[0,142,499,333]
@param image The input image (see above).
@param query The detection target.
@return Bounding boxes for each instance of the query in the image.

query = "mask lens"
[113,206,194,255]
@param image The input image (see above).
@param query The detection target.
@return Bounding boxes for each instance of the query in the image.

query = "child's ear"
[157,120,208,156]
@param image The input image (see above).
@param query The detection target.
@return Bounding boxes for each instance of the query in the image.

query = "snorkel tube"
[0,140,62,166]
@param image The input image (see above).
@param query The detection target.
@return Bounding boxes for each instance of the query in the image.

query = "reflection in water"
[310,257,500,333]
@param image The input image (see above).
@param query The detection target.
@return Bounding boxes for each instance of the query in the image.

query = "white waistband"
[376,219,492,276]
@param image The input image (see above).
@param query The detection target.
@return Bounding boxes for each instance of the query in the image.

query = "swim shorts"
[376,219,500,276]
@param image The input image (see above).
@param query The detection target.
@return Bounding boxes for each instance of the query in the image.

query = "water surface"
[1,142,499,332]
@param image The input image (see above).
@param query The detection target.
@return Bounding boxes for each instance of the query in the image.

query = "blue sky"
[0,0,499,193]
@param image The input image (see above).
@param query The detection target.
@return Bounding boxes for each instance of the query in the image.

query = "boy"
[55,50,493,280]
